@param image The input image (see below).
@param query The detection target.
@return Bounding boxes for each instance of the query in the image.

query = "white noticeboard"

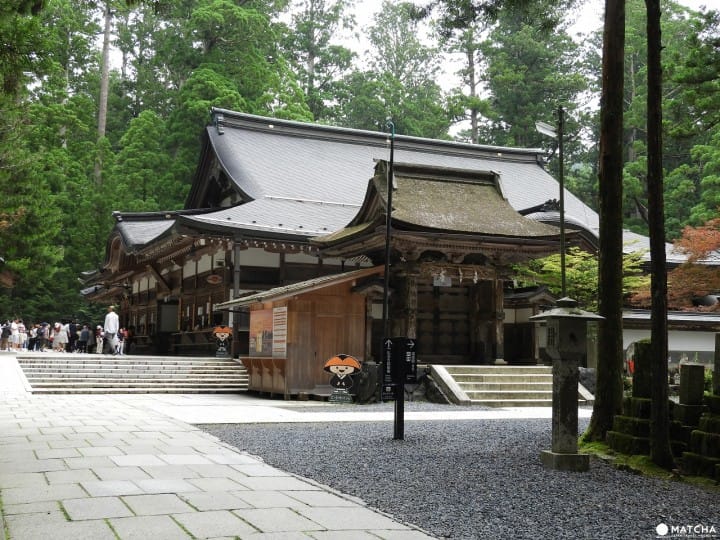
[272,307,288,357]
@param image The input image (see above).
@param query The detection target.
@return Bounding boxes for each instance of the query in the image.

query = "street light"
[535,106,566,297]
[382,119,395,338]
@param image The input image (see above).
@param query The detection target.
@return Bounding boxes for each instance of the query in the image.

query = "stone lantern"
[531,297,604,472]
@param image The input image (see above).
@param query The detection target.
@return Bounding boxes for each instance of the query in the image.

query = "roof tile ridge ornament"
[214,112,224,135]
[207,108,547,162]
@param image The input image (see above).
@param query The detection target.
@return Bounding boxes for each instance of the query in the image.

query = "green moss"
[578,439,720,493]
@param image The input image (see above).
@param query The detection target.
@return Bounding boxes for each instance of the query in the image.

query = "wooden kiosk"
[218,267,383,399]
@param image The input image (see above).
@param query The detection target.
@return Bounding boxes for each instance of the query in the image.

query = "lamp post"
[382,119,395,338]
[535,106,566,297]
[382,119,405,441]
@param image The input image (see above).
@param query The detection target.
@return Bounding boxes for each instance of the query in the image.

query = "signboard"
[206,274,223,285]
[249,309,273,356]
[381,383,397,401]
[392,337,417,384]
[383,338,395,384]
[382,337,418,387]
[272,307,287,357]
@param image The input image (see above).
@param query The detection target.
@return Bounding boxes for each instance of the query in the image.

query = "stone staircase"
[15,354,249,394]
[429,365,594,407]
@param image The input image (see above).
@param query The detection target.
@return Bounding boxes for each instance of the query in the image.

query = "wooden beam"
[146,263,170,292]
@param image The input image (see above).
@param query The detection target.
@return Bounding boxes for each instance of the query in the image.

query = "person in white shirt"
[103,306,120,354]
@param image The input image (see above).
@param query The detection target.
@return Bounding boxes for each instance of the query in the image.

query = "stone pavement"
[0,353,591,539]
[0,353,436,539]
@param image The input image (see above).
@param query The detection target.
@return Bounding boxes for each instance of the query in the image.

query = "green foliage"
[332,1,452,138]
[477,12,589,149]
[281,0,357,121]
[620,0,720,240]
[0,0,718,323]
[512,247,649,311]
[111,110,181,211]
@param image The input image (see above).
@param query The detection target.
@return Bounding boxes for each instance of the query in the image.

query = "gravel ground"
[198,402,720,540]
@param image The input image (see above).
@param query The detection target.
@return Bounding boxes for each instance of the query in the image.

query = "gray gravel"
[198,402,720,540]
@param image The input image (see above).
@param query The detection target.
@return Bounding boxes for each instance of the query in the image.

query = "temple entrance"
[413,275,499,365]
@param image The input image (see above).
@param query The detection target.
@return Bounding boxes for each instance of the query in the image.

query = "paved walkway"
[0,353,590,539]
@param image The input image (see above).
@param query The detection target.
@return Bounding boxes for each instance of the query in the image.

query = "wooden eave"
[216,266,384,310]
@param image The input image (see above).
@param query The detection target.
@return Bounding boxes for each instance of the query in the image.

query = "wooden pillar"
[365,296,375,361]
[469,283,482,363]
[405,270,418,339]
[232,238,242,358]
[494,278,506,364]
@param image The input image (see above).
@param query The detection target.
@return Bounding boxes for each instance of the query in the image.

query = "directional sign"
[392,337,417,384]
[383,338,394,385]
[383,337,418,385]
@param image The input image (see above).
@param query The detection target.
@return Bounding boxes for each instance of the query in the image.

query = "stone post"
[632,341,652,399]
[531,298,603,472]
[679,363,706,406]
[672,362,707,427]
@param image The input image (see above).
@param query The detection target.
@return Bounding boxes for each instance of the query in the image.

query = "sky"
[346,0,716,92]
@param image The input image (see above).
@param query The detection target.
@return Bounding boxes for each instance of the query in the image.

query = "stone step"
[468,398,554,407]
[29,380,248,388]
[444,365,552,375]
[29,386,247,394]
[17,359,240,367]
[25,376,248,384]
[465,390,554,401]
[450,374,553,383]
[460,381,553,391]
[430,364,592,407]
[20,367,244,375]
[16,353,249,395]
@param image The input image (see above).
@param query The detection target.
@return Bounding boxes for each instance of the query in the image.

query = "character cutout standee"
[213,326,233,358]
[324,354,361,403]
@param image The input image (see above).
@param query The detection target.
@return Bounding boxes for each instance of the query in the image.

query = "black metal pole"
[382,120,394,338]
[558,106,566,297]
[383,120,403,440]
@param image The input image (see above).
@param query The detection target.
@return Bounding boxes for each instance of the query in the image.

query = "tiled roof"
[181,110,591,242]
[384,171,560,237]
[116,219,175,250]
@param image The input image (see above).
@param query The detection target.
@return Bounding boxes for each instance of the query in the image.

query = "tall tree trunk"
[94,1,112,184]
[646,0,675,469]
[466,32,479,145]
[583,0,626,442]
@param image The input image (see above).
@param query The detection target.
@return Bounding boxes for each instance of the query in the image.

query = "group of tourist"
[0,306,128,355]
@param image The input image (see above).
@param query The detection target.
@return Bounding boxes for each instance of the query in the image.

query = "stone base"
[540,450,589,472]
[493,358,507,365]
[673,403,705,427]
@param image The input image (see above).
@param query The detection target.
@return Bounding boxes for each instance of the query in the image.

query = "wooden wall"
[247,280,366,397]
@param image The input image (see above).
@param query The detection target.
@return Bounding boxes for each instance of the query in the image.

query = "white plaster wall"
[514,308,534,324]
[284,252,319,264]
[197,254,212,273]
[236,248,281,267]
[624,328,716,353]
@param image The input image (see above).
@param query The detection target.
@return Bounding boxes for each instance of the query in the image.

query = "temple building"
[87,109,614,395]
